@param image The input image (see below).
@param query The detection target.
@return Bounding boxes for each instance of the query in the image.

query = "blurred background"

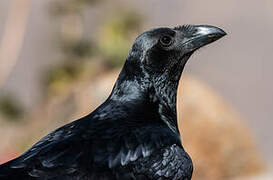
[0,0,272,179]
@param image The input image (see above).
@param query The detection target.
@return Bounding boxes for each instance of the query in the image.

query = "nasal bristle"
[174,25,196,34]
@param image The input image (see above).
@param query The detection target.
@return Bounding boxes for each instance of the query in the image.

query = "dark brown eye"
[160,35,173,47]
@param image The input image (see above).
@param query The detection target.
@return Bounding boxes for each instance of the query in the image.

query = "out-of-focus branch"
[0,0,32,88]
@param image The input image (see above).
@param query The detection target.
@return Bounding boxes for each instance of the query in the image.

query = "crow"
[0,25,226,180]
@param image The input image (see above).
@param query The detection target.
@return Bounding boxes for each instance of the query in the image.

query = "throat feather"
[153,79,179,134]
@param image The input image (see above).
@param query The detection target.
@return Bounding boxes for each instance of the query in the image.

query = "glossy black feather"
[0,25,226,179]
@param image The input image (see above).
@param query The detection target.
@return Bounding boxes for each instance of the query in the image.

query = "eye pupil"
[160,36,173,46]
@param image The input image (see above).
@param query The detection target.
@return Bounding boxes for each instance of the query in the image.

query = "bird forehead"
[147,27,175,35]
[133,27,175,51]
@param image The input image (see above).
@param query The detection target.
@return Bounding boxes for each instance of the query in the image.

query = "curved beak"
[175,25,226,53]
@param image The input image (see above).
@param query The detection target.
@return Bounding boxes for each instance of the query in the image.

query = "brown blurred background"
[0,0,272,179]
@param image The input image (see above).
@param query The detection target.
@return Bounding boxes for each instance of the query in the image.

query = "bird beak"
[179,25,226,53]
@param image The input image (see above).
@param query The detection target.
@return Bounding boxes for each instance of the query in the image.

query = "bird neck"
[149,60,187,134]
[109,74,180,135]
[151,77,180,134]
[107,56,184,135]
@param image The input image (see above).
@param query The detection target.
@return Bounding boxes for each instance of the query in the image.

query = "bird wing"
[0,115,191,180]
[0,117,96,179]
[97,124,193,180]
[127,144,193,180]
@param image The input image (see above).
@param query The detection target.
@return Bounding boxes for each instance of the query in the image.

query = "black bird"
[0,25,226,180]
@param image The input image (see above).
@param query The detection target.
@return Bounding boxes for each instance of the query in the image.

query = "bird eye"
[160,35,173,47]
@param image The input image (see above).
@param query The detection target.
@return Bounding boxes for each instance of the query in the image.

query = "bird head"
[131,25,226,80]
[114,25,226,96]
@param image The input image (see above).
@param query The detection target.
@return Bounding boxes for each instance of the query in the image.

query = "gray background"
[0,0,272,165]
